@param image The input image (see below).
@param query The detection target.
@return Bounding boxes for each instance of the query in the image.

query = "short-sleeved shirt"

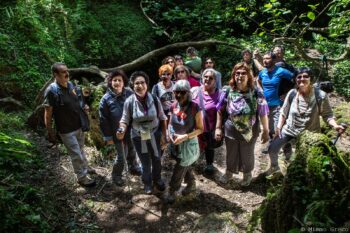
[281,88,334,137]
[120,92,167,138]
[44,82,81,134]
[258,66,294,107]
[185,56,202,73]
[169,101,200,135]
[151,82,175,114]
[191,87,220,132]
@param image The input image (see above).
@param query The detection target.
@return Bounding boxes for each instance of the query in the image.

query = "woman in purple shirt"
[191,68,222,175]
[216,63,270,186]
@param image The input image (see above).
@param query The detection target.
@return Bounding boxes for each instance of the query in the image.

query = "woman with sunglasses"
[117,71,168,195]
[216,62,270,186]
[266,67,345,175]
[174,65,200,88]
[191,68,222,175]
[202,57,222,90]
[162,56,176,69]
[166,80,204,204]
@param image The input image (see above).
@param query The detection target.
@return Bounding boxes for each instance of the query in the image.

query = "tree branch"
[102,40,240,73]
[140,0,171,39]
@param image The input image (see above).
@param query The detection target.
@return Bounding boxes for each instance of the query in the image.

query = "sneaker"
[129,165,142,176]
[219,171,233,184]
[144,185,152,195]
[241,172,252,187]
[182,182,196,196]
[261,145,269,154]
[204,164,215,175]
[112,176,125,187]
[154,179,166,192]
[87,166,96,174]
[78,175,96,187]
[166,191,176,204]
[264,166,281,176]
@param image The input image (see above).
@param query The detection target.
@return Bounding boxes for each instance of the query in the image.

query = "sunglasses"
[177,70,186,74]
[204,75,214,80]
[296,75,310,80]
[174,90,187,95]
[235,71,247,77]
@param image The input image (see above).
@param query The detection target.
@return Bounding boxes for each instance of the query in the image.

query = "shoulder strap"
[314,87,322,115]
[288,89,297,105]
[152,94,159,115]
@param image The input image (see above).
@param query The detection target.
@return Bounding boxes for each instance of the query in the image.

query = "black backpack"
[276,61,297,97]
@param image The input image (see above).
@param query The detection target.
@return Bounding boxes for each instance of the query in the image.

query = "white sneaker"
[219,171,233,184]
[241,172,252,187]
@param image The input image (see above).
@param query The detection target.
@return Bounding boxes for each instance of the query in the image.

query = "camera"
[117,127,125,133]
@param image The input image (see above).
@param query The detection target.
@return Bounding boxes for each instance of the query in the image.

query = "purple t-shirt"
[192,87,220,132]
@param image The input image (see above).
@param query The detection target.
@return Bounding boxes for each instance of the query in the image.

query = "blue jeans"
[59,128,88,179]
[132,128,162,187]
[268,132,294,167]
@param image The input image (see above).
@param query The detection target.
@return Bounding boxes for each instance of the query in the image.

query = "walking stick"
[117,127,133,204]
[332,123,347,145]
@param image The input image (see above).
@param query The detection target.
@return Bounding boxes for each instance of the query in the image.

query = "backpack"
[287,87,322,115]
[48,82,90,132]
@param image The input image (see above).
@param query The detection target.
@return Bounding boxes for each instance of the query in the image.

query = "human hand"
[334,123,347,134]
[215,128,223,141]
[173,134,188,145]
[261,129,269,143]
[116,127,126,140]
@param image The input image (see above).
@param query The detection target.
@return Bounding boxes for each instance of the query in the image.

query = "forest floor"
[29,96,349,233]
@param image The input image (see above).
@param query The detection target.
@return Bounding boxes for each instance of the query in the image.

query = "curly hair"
[229,62,254,90]
[107,69,128,88]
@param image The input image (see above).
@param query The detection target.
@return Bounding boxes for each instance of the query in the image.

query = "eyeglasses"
[134,81,146,86]
[235,71,247,77]
[296,75,310,80]
[204,75,214,80]
[177,70,186,74]
[167,60,175,64]
[174,90,187,95]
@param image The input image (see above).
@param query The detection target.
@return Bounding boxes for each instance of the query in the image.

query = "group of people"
[44,46,345,204]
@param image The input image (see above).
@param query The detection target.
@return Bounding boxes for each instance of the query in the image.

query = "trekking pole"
[332,123,348,145]
[117,127,133,204]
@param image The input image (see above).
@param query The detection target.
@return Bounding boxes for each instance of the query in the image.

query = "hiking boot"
[264,166,281,176]
[219,171,233,184]
[78,175,96,187]
[204,164,215,175]
[87,166,96,174]
[166,191,176,204]
[182,182,196,196]
[112,176,125,187]
[241,172,252,187]
[144,185,152,195]
[154,179,166,192]
[129,165,142,176]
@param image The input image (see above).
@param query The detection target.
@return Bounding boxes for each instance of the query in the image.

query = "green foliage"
[257,131,350,232]
[333,60,350,99]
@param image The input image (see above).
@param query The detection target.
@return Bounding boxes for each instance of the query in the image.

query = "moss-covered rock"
[259,131,350,233]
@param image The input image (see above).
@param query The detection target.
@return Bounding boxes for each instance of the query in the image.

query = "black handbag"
[76,86,90,132]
